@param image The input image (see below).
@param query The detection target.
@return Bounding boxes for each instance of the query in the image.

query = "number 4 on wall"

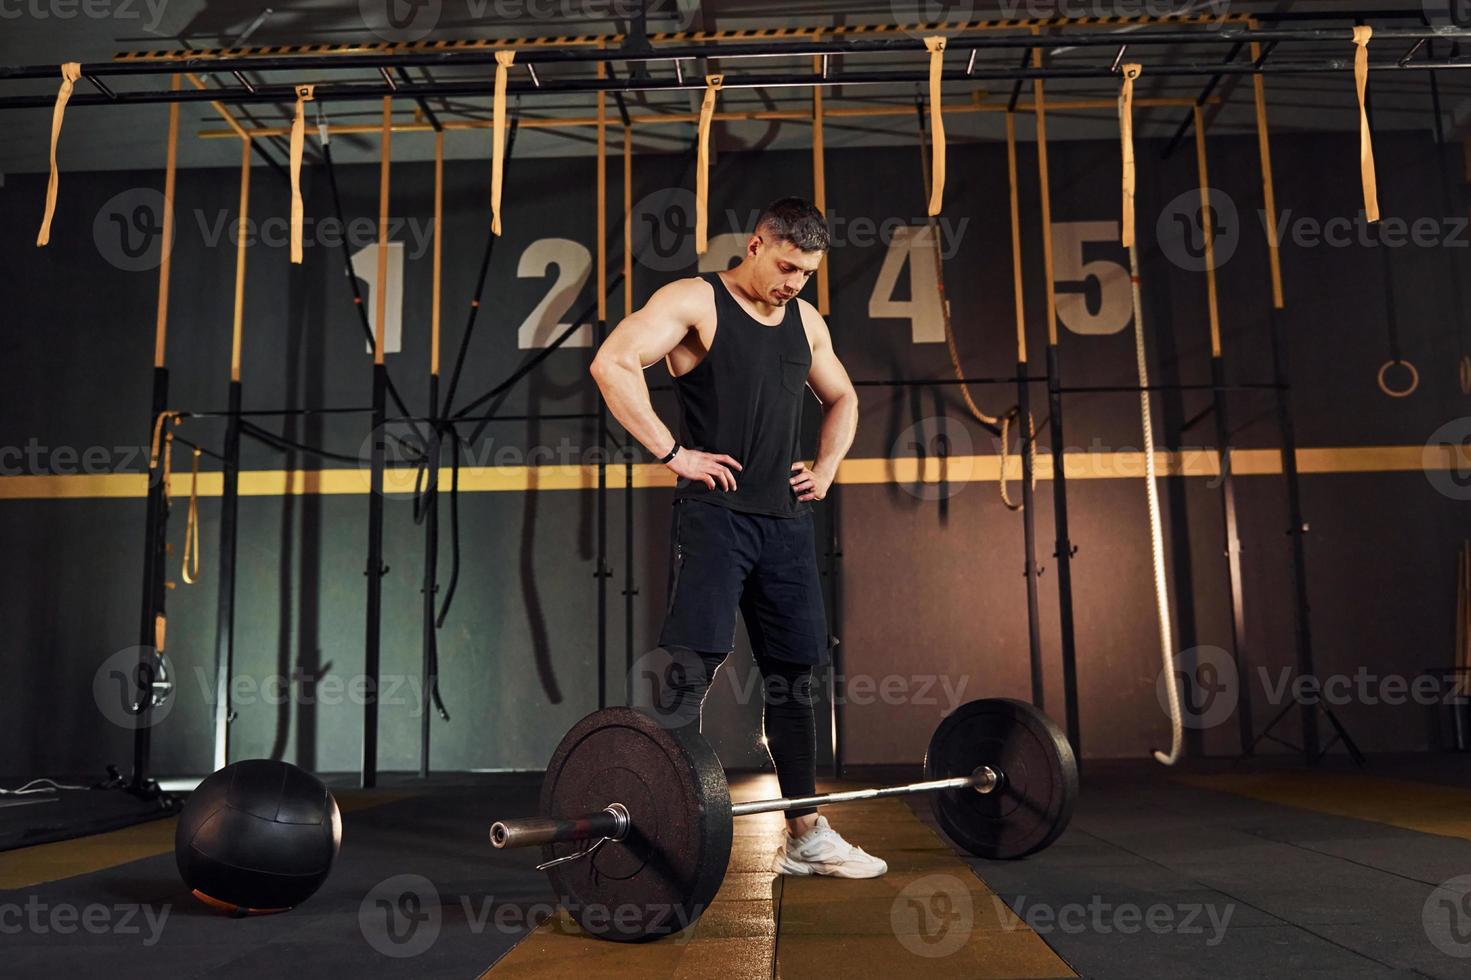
[866,220,1133,343]
[867,224,946,344]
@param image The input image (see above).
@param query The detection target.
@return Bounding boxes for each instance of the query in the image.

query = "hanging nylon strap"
[289,84,317,264]
[491,50,517,236]
[1352,26,1381,222]
[36,63,83,247]
[695,74,725,254]
[923,36,947,216]
[1118,64,1142,247]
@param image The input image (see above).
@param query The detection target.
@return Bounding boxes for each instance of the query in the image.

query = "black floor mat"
[0,786,174,853]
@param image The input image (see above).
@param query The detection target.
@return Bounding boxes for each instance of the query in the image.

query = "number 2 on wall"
[518,238,593,349]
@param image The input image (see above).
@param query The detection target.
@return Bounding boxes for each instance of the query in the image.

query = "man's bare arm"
[590,278,743,491]
[790,301,858,501]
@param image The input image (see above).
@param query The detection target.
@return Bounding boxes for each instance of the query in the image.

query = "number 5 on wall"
[1052,221,1132,337]
[866,221,1130,342]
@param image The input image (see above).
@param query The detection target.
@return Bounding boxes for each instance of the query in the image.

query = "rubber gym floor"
[4,757,1471,979]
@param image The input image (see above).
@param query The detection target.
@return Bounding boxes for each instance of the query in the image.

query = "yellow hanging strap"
[289,84,316,264]
[491,49,516,236]
[159,424,176,499]
[996,409,1036,513]
[36,62,83,247]
[914,97,1032,511]
[1352,26,1380,222]
[695,74,724,255]
[1458,541,1471,696]
[1118,64,1142,247]
[181,448,202,585]
[923,36,947,216]
[148,411,181,472]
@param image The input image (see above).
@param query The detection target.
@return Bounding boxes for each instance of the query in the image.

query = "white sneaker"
[770,815,888,878]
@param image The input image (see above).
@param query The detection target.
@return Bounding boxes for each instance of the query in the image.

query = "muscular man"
[590,197,885,878]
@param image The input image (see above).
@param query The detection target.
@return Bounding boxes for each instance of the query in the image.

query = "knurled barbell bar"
[490,766,1004,847]
[486,697,1077,943]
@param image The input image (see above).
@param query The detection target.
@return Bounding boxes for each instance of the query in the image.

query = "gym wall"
[0,130,1465,779]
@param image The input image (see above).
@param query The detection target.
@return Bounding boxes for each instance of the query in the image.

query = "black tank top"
[671,272,812,518]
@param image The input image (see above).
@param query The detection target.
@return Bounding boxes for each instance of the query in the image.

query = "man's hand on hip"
[668,449,743,492]
[790,461,833,502]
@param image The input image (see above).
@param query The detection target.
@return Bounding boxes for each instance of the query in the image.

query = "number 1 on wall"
[350,242,405,355]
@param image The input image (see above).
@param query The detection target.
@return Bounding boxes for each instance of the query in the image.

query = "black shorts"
[658,499,830,667]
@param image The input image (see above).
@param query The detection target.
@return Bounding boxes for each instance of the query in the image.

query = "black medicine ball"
[175,759,342,914]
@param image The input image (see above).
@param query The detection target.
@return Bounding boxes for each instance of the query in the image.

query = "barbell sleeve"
[490,803,629,849]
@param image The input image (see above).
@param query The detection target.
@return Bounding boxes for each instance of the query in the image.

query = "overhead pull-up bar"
[1,24,1468,110]
[3,25,1467,81]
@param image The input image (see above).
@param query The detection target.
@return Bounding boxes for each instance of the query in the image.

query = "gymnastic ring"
[1460,355,1470,396]
[1376,359,1419,398]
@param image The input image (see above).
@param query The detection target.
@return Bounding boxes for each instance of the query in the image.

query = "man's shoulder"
[663,273,717,304]
[647,274,717,321]
[793,296,828,346]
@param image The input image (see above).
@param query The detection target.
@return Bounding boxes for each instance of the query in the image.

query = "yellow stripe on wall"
[0,445,1464,500]
[0,474,151,499]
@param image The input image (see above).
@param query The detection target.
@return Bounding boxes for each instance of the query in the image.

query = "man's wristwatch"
[657,443,681,465]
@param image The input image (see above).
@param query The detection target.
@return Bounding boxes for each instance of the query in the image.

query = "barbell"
[487,697,1077,943]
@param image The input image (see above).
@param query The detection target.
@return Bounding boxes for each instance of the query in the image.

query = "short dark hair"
[754,197,829,253]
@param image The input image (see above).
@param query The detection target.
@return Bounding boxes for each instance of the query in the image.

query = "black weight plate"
[924,698,1077,860]
[539,708,732,942]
